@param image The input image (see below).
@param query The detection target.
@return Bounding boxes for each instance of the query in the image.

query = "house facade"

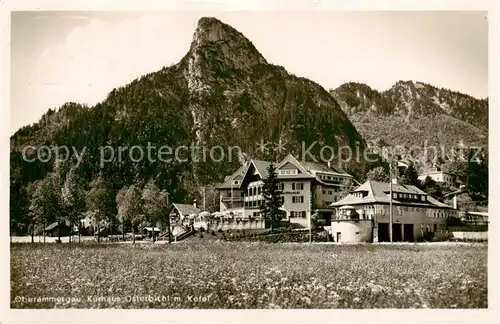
[216,154,353,229]
[418,167,458,187]
[330,180,458,243]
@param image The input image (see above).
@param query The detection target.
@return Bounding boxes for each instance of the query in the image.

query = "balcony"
[221,196,244,203]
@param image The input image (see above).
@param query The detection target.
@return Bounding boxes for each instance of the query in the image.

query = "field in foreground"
[11,242,487,309]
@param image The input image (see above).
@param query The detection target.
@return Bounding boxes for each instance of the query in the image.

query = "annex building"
[330,180,458,243]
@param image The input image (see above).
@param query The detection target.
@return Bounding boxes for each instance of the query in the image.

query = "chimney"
[391,178,398,185]
[453,195,458,210]
[193,200,197,209]
[327,160,331,169]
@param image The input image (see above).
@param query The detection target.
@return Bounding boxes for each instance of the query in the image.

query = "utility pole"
[389,156,393,243]
[309,214,312,244]
[203,186,206,211]
[309,191,313,243]
[230,181,234,210]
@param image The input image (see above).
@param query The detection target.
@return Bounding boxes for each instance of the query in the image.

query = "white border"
[1,0,498,323]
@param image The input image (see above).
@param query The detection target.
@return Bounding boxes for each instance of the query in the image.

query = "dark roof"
[252,160,272,178]
[217,154,353,189]
[216,163,249,189]
[44,221,71,231]
[332,180,452,208]
[171,203,201,216]
[44,222,59,231]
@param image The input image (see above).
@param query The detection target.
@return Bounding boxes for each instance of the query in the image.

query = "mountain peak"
[188,17,267,70]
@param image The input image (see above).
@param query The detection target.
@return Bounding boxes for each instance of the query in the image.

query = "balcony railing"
[221,197,244,203]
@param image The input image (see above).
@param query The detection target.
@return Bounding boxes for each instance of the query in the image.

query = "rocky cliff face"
[330,81,488,165]
[11,17,366,204]
[174,17,365,167]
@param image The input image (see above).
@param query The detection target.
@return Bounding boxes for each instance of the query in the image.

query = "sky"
[10,11,488,134]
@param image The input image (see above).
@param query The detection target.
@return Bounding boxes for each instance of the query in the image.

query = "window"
[258,187,262,194]
[322,190,326,195]
[292,196,304,203]
[328,191,333,195]
[280,169,298,175]
[232,180,241,185]
[278,183,284,191]
[291,211,305,218]
[421,195,426,202]
[292,183,304,190]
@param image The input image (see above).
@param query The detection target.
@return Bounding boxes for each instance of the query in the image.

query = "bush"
[217,228,223,233]
[432,232,453,242]
[227,230,330,243]
[416,232,435,242]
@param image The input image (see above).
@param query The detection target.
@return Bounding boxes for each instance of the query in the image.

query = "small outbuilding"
[44,221,73,237]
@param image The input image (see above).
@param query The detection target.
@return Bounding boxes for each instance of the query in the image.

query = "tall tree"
[86,174,113,243]
[116,187,128,241]
[29,172,63,242]
[420,176,444,199]
[61,166,86,243]
[259,164,283,231]
[399,162,420,186]
[339,178,355,199]
[116,184,143,243]
[467,150,488,200]
[366,166,390,182]
[142,180,169,243]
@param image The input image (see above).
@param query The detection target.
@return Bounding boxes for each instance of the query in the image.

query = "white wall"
[452,231,487,240]
[330,220,373,243]
[281,179,311,228]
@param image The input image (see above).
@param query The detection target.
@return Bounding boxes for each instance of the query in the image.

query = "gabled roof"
[216,162,249,189]
[291,155,352,183]
[275,154,315,179]
[44,220,71,231]
[44,222,59,231]
[219,154,354,186]
[171,203,201,216]
[252,159,272,178]
[331,180,453,209]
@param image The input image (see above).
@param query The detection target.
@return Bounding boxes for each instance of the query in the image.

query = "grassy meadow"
[10,242,487,309]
